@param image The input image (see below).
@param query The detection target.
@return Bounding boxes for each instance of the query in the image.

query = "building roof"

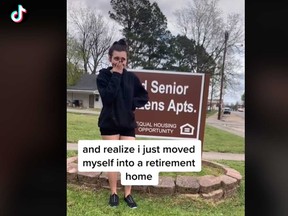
[67,74,97,91]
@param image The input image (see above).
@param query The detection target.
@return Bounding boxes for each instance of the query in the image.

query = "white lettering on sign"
[167,99,194,115]
[142,101,165,111]
[136,121,177,134]
[133,69,207,140]
[137,99,196,115]
[149,80,189,95]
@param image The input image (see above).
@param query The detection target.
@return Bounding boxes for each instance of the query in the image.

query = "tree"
[241,92,245,106]
[67,62,83,86]
[109,0,171,69]
[67,33,83,86]
[174,0,243,71]
[141,3,171,69]
[68,5,114,74]
[162,35,216,73]
[174,0,244,106]
[174,0,243,68]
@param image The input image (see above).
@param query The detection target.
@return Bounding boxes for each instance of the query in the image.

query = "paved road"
[67,108,100,115]
[206,111,245,137]
[232,110,245,119]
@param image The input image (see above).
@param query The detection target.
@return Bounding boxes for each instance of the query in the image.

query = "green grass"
[67,160,244,216]
[67,150,77,158]
[206,110,218,118]
[216,160,245,209]
[67,113,101,142]
[203,125,244,153]
[67,113,244,154]
[67,113,244,214]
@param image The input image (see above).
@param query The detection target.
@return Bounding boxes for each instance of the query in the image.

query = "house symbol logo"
[180,123,195,135]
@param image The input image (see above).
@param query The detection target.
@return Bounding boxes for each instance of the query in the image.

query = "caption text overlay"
[78,140,201,185]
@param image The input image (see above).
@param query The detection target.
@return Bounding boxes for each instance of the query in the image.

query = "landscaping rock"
[176,176,199,194]
[149,176,175,194]
[201,189,223,200]
[77,172,101,184]
[224,187,238,198]
[100,172,122,188]
[224,168,242,184]
[217,175,238,190]
[132,186,148,192]
[99,174,109,187]
[198,175,221,193]
[66,156,242,202]
[67,156,78,164]
[67,162,78,183]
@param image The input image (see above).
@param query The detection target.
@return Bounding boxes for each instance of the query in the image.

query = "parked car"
[238,108,244,112]
[223,107,231,114]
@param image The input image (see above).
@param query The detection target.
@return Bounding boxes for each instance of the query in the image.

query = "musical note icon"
[11,4,27,23]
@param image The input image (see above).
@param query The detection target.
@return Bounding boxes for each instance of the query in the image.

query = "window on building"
[95,94,99,102]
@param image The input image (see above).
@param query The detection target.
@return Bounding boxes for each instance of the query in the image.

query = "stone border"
[67,157,242,201]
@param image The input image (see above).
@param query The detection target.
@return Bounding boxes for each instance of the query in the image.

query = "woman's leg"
[119,135,135,197]
[102,135,120,195]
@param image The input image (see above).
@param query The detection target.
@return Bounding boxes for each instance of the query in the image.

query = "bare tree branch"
[68,5,115,74]
[174,0,244,100]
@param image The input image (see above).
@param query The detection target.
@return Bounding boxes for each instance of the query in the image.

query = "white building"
[67,74,102,109]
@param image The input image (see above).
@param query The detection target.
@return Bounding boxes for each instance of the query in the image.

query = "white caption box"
[78,140,202,185]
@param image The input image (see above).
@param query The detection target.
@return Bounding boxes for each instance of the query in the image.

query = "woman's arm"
[133,74,149,110]
[96,72,122,105]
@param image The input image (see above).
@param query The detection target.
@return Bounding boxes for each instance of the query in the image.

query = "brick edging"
[67,157,242,201]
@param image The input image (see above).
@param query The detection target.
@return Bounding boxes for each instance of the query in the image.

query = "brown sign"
[131,69,209,142]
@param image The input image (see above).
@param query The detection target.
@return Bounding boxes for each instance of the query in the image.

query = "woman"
[96,39,149,208]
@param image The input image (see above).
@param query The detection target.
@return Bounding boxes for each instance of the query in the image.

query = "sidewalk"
[67,143,244,161]
[206,112,245,137]
[67,108,100,115]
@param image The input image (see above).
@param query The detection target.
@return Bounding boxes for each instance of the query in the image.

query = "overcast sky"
[67,0,245,104]
[68,0,244,35]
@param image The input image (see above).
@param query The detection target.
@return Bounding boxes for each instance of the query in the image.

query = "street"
[206,111,245,137]
[232,110,245,119]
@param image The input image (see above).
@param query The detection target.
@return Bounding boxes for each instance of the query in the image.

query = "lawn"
[67,113,244,153]
[206,110,218,118]
[67,160,244,216]
[203,125,244,153]
[67,113,244,215]
[67,113,101,142]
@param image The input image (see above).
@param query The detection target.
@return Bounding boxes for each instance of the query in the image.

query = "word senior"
[142,80,189,95]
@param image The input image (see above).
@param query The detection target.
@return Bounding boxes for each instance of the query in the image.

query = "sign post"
[132,69,209,149]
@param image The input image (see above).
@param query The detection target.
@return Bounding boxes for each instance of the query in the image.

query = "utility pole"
[218,31,229,120]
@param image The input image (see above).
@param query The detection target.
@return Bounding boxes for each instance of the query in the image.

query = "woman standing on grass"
[96,39,149,208]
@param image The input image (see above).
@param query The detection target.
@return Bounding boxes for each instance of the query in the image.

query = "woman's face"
[109,51,127,68]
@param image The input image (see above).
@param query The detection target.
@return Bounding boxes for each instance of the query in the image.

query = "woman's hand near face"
[112,61,124,74]
[110,51,127,74]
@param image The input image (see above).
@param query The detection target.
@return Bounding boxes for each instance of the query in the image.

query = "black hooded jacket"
[96,67,149,130]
